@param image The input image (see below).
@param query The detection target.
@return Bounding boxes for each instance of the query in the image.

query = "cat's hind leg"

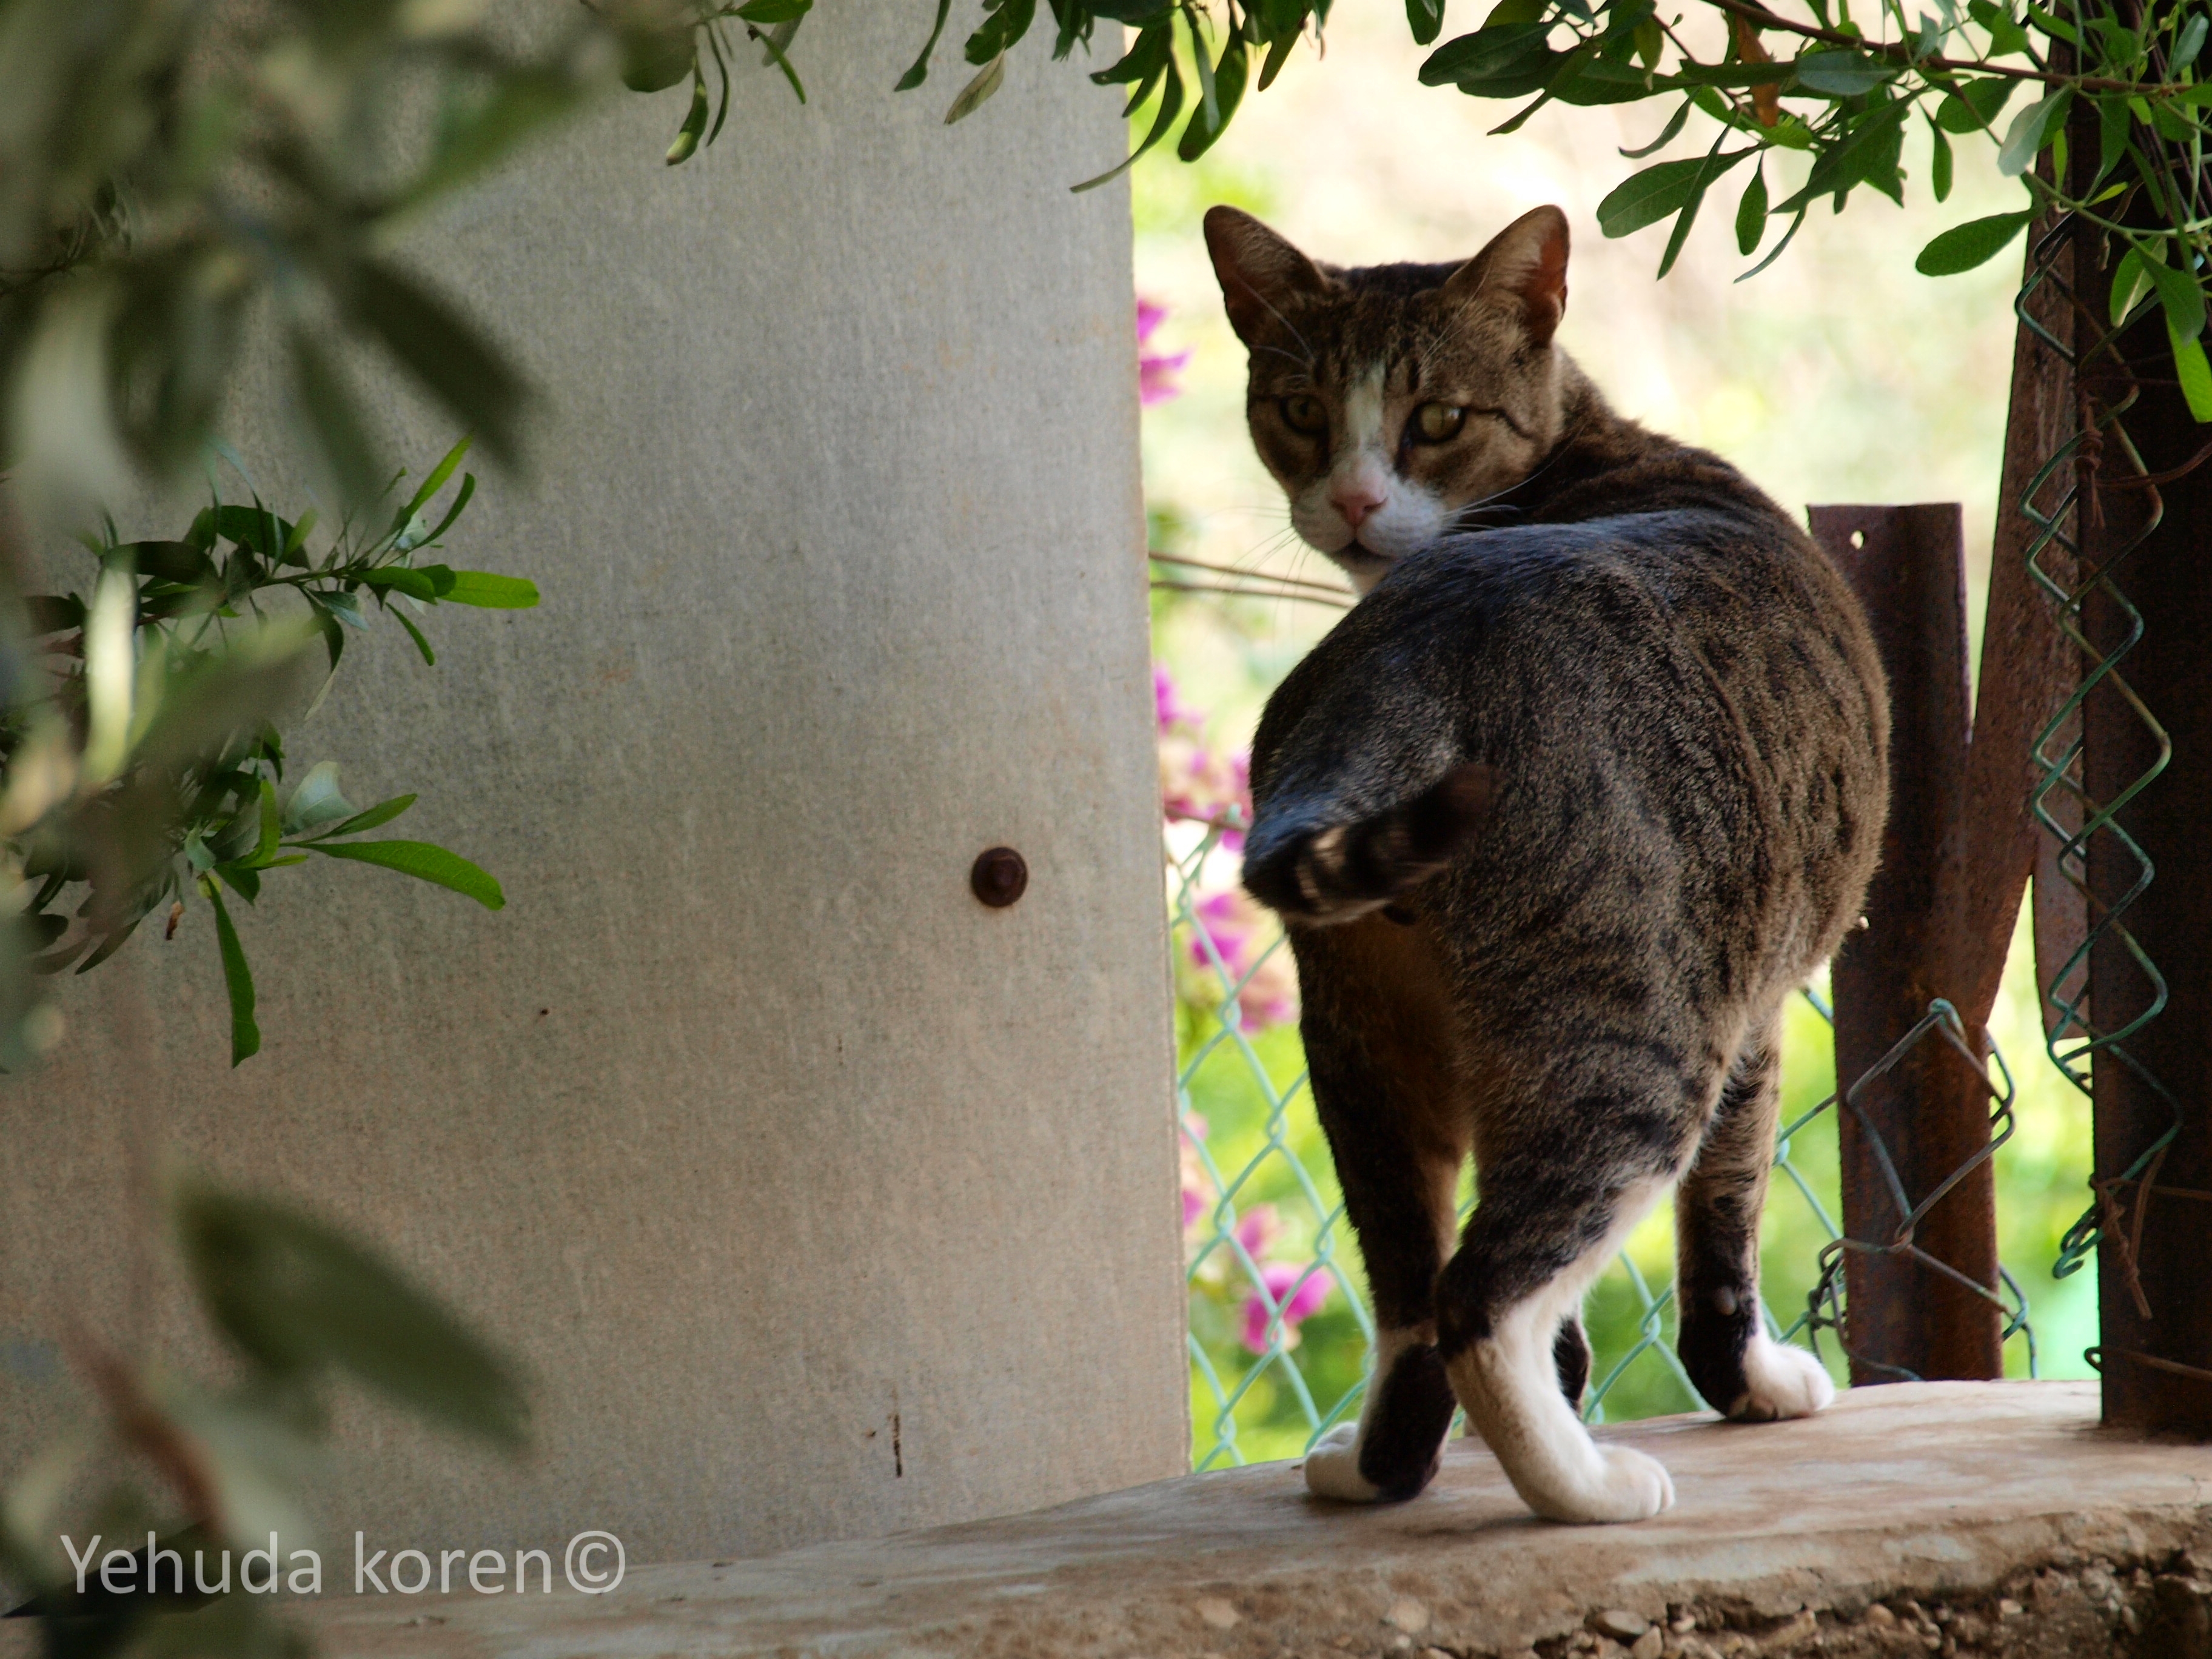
[1293,916,1468,1505]
[1675,1013,1835,1421]
[1436,1155,1682,1523]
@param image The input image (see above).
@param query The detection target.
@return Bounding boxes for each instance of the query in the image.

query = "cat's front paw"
[1728,1335,1834,1422]
[1530,1445,1676,1525]
[1301,1423,1382,1503]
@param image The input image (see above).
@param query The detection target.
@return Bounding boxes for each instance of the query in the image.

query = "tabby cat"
[1204,204,1888,1523]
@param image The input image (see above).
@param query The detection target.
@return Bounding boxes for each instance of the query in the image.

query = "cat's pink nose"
[1333,484,1385,530]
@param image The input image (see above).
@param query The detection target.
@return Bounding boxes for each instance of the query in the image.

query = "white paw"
[1730,1335,1835,1422]
[1529,1444,1676,1525]
[1302,1422,1382,1502]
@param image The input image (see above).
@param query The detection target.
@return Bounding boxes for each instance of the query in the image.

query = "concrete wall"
[0,11,1186,1564]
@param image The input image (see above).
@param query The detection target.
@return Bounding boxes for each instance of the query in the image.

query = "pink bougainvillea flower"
[1242,1261,1332,1353]
[1189,889,1298,1030]
[1233,1202,1281,1261]
[1153,664,1253,841]
[1141,347,1191,406]
[1155,662,1199,736]
[1137,295,1189,406]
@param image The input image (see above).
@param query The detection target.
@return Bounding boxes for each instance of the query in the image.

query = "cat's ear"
[1204,206,1330,344]
[1441,206,1570,346]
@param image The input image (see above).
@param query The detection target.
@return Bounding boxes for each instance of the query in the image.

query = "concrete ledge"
[213,1383,2212,1654]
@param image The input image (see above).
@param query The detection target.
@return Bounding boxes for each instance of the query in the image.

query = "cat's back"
[1249,463,1886,985]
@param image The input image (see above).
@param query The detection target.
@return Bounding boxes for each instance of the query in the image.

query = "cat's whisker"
[1148,577,1352,610]
[1151,551,1351,599]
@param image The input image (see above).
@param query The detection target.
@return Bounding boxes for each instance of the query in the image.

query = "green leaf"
[1655,141,1737,278]
[1966,0,2030,54]
[309,601,345,675]
[2094,92,2131,182]
[204,883,260,1066]
[735,0,809,19]
[2178,12,2209,72]
[283,760,358,836]
[2108,246,2151,326]
[1074,49,1181,191]
[665,70,709,164]
[1420,22,1557,90]
[321,588,369,630]
[2020,1,2076,44]
[2141,252,2208,346]
[1934,75,2017,132]
[1735,163,1769,255]
[1178,34,1249,160]
[210,505,292,563]
[347,262,528,469]
[1772,99,1909,212]
[1188,7,1219,127]
[304,794,418,840]
[1997,89,2069,176]
[283,510,315,566]
[2171,331,2212,424]
[440,570,539,609]
[389,436,474,546]
[392,606,437,666]
[1551,50,1661,107]
[1407,0,1446,46]
[1092,21,1170,85]
[1620,99,1691,158]
[1789,50,1898,94]
[1596,150,1750,238]
[215,862,261,904]
[964,0,1034,64]
[1658,61,1794,88]
[944,52,1007,122]
[412,472,476,552]
[1915,209,2035,275]
[1929,119,1953,201]
[124,540,214,583]
[302,840,506,910]
[358,566,440,602]
[176,1185,530,1449]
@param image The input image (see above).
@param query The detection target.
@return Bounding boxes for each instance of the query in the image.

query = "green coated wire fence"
[2014,210,2184,1309]
[1164,740,2039,1470]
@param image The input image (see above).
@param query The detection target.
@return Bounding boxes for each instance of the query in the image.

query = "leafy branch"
[813,1,2210,418]
[3,437,536,1068]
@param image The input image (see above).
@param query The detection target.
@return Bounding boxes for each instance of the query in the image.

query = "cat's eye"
[1412,403,1466,444]
[1278,394,1328,437]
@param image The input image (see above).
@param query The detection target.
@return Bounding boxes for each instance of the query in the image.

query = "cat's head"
[1202,204,1574,593]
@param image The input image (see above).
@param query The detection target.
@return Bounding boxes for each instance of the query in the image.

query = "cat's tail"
[1241,762,1494,924]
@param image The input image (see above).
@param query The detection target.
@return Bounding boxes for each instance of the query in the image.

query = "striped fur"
[1212,206,1886,1523]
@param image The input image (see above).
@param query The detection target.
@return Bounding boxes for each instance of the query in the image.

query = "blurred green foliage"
[0,1179,531,1652]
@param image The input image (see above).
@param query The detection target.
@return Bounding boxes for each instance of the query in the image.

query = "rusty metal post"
[2067,184,2212,1433]
[1814,506,2003,1382]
